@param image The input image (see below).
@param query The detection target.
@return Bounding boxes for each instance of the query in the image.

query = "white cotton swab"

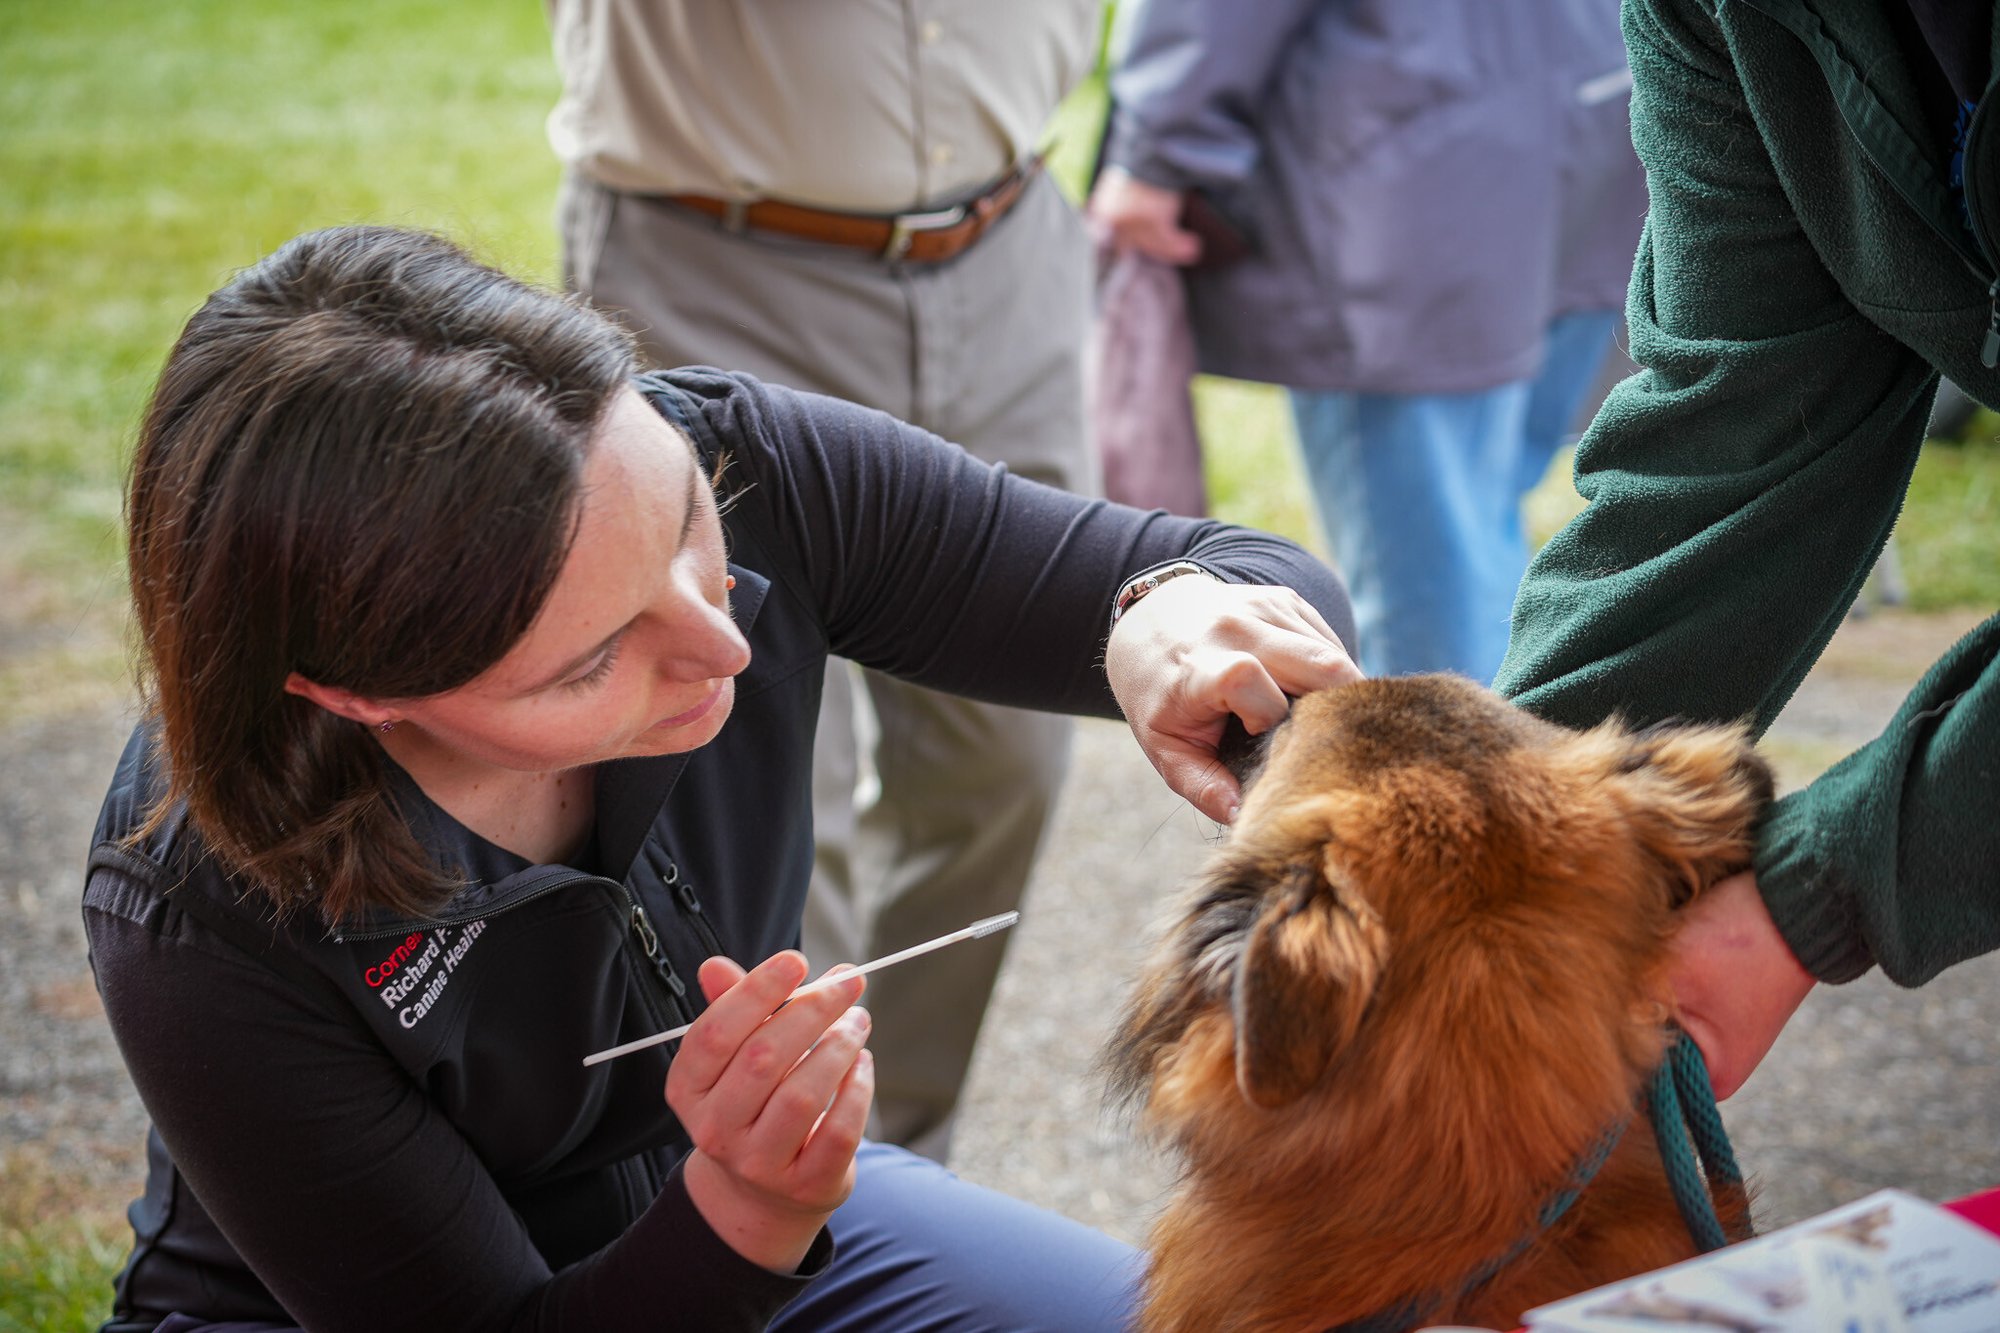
[582,910,1021,1067]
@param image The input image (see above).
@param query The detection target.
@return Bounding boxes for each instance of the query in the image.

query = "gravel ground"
[0,703,154,1218]
[3,611,1996,1261]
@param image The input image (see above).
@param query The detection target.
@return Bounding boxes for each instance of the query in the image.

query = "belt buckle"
[884,204,967,260]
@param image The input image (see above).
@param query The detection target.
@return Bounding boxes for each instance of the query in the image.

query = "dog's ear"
[1216,710,1276,794]
[1231,856,1387,1109]
[1598,721,1774,904]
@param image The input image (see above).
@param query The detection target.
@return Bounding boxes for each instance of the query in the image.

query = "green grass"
[1902,427,2000,609]
[0,1149,123,1331]
[0,1221,123,1333]
[1193,377,1320,549]
[1,0,566,629]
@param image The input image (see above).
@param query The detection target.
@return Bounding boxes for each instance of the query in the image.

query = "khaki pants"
[560,172,1093,1161]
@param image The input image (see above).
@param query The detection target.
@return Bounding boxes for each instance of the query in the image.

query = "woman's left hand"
[669,952,873,1272]
[1106,574,1361,823]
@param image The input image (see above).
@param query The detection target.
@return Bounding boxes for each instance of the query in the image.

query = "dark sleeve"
[1495,0,2000,986]
[84,872,827,1333]
[652,369,1353,718]
[1100,0,1320,192]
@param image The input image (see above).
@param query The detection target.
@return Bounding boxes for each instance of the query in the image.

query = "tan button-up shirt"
[546,0,1101,213]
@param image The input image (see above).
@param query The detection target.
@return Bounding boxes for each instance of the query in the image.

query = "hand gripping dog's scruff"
[1107,675,1774,1333]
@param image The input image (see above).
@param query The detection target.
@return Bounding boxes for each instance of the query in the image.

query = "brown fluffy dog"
[1108,675,1771,1333]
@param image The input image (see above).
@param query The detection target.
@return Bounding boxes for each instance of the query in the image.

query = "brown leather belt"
[666,159,1041,264]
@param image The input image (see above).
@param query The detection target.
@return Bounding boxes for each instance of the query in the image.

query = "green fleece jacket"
[1497,0,2000,989]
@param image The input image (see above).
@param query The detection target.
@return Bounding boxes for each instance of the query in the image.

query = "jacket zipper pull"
[628,903,688,1002]
[674,879,727,958]
[662,857,726,958]
[1984,280,2000,368]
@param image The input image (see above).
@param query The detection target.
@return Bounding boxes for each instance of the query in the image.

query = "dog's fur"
[1109,676,1771,1333]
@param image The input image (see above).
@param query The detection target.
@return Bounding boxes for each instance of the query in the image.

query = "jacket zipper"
[625,894,692,1019]
[1952,91,2000,366]
[333,870,697,1027]
[330,865,590,941]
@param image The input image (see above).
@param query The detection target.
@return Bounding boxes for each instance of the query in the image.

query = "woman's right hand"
[668,951,873,1273]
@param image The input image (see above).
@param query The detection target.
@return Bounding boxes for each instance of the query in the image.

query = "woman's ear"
[283,673,397,730]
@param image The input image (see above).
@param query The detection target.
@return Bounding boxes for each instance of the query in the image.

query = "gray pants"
[560,171,1093,1161]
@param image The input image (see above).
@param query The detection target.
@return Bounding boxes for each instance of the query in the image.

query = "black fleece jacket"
[83,369,1354,1332]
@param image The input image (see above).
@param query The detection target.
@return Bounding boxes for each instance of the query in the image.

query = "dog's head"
[1110,674,1772,1174]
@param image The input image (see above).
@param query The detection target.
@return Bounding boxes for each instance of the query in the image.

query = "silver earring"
[378,720,396,734]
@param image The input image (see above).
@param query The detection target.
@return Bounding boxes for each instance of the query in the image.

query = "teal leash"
[1533,1118,1627,1233]
[1324,1031,1745,1332]
[1326,1120,1629,1333]
[1645,1029,1752,1252]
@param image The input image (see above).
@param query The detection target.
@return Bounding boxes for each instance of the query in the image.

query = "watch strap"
[1109,560,1219,630]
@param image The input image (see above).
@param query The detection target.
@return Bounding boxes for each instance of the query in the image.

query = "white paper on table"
[1525,1188,2000,1333]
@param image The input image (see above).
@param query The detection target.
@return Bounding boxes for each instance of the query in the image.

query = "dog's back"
[1110,676,1767,1332]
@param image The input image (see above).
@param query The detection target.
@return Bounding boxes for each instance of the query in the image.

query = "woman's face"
[385,387,751,774]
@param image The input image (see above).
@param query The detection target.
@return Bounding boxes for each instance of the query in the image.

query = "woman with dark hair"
[86,225,1358,1331]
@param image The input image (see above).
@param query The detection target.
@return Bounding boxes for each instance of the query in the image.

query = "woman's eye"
[564,640,622,691]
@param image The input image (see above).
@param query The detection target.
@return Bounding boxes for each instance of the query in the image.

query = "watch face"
[1113,562,1211,626]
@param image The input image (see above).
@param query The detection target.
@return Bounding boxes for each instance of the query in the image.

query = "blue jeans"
[775,1141,1140,1330]
[1289,311,1620,683]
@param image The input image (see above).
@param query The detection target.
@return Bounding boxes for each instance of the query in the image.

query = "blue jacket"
[1106,0,1649,393]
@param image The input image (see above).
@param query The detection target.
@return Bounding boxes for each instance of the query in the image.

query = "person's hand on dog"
[670,950,872,1273]
[1087,167,1203,266]
[1666,872,1816,1100]
[1106,573,1361,823]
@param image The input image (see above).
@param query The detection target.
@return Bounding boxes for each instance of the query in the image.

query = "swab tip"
[969,910,1021,938]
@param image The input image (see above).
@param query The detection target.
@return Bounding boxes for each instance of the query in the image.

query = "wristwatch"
[1109,560,1218,631]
